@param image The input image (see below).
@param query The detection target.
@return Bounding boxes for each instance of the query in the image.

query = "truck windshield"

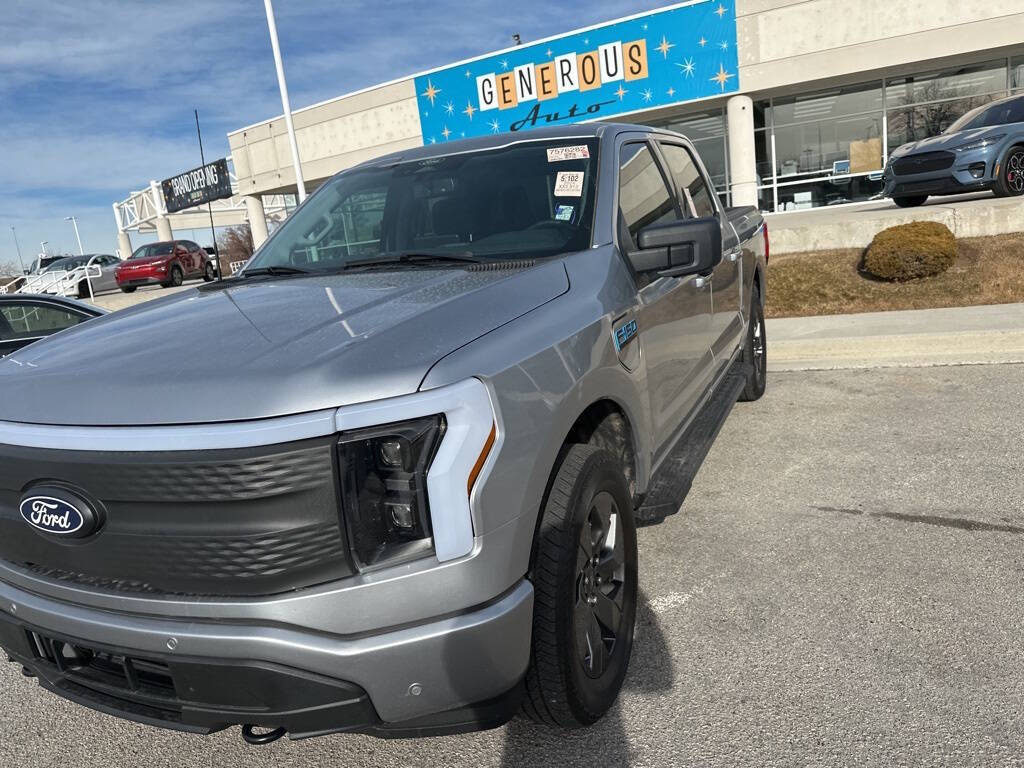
[245,138,599,273]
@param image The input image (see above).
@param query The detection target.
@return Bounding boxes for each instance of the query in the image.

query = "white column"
[245,195,270,248]
[726,94,758,208]
[150,180,174,242]
[117,230,133,260]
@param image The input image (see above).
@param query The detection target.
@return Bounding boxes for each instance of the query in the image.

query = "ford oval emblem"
[19,486,100,538]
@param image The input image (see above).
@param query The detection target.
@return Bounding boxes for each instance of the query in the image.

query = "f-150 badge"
[614,319,638,350]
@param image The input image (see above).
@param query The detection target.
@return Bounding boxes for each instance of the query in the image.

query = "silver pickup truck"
[0,123,767,743]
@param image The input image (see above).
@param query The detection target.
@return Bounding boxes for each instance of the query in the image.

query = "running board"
[636,360,751,525]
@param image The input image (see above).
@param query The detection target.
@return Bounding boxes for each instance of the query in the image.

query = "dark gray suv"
[882,93,1024,207]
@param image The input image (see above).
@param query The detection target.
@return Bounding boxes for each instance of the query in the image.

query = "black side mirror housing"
[628,216,723,278]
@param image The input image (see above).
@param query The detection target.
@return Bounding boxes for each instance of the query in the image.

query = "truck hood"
[0,262,568,426]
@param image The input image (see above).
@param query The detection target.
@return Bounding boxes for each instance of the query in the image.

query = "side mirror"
[628,216,722,278]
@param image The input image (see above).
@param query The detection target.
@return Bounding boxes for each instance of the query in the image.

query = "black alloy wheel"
[574,490,628,680]
[996,147,1024,197]
[739,285,767,402]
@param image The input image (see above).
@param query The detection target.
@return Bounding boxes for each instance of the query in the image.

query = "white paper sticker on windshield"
[554,171,585,197]
[547,145,590,162]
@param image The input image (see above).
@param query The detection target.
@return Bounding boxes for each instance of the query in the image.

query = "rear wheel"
[120,286,137,294]
[893,195,927,208]
[76,281,89,299]
[739,284,767,402]
[994,146,1024,197]
[522,444,637,728]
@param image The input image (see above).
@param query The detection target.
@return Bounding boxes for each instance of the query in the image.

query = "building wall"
[227,0,1024,197]
[737,0,1024,94]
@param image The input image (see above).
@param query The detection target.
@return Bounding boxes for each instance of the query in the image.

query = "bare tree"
[215,225,255,275]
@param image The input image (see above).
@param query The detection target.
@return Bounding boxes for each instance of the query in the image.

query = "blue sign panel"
[414,0,739,144]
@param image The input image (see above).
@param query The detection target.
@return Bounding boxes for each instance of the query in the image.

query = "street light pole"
[10,226,25,274]
[40,241,48,256]
[263,0,307,202]
[65,216,84,255]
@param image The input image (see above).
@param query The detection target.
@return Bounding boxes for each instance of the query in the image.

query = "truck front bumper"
[0,577,533,739]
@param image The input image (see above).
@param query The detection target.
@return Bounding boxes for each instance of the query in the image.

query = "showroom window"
[636,54,1022,214]
[885,60,1010,149]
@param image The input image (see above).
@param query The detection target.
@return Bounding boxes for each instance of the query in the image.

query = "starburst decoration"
[464,69,472,78]
[719,40,729,51]
[441,126,452,140]
[546,48,553,58]
[677,57,696,77]
[642,22,649,30]
[710,64,734,90]
[421,79,441,106]
[488,118,501,133]
[500,58,509,70]
[715,3,728,17]
[667,86,676,98]
[428,137,437,144]
[462,101,477,120]
[583,37,589,45]
[614,85,628,100]
[698,37,707,47]
[656,35,675,58]
[443,100,455,116]
[641,88,654,103]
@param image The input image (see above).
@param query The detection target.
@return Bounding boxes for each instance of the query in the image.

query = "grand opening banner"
[414,0,739,143]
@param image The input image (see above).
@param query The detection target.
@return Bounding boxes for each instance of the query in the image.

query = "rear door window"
[0,303,90,341]
[658,143,717,219]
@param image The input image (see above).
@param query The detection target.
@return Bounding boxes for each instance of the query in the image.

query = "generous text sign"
[414,0,738,142]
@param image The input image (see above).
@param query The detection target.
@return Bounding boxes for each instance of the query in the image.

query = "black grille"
[891,151,955,176]
[0,436,355,596]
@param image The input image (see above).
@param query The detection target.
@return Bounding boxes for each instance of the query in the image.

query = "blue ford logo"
[19,486,100,538]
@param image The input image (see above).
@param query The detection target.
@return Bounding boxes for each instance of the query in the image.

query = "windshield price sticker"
[547,145,590,162]
[554,171,585,197]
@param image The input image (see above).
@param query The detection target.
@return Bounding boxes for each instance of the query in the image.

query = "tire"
[739,284,766,402]
[120,286,137,294]
[168,265,184,288]
[893,195,927,208]
[76,281,89,299]
[994,145,1024,198]
[203,262,216,282]
[522,444,638,728]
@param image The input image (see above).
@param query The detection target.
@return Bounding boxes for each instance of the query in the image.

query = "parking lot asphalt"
[3,362,1023,767]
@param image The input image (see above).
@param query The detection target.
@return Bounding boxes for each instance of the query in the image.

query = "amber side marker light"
[467,422,497,495]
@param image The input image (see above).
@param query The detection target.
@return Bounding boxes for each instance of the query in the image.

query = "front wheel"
[994,146,1024,197]
[522,444,637,728]
[120,286,137,294]
[739,284,767,402]
[203,262,216,282]
[893,195,927,208]
[166,265,184,288]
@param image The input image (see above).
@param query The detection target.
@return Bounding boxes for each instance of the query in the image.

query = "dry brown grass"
[766,232,1024,318]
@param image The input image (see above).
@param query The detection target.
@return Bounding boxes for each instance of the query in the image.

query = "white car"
[19,254,122,299]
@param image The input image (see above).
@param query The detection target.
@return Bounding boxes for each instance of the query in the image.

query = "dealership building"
[127,0,1024,250]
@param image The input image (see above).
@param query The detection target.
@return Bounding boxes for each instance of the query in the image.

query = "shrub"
[862,221,957,281]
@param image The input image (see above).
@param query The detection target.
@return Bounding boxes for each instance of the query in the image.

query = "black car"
[0,294,106,357]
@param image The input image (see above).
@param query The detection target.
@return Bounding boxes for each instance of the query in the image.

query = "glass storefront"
[643,54,1023,212]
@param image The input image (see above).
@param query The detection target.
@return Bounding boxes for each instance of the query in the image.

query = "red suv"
[115,240,216,293]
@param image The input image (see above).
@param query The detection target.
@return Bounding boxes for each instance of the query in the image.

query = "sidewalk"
[767,302,1024,371]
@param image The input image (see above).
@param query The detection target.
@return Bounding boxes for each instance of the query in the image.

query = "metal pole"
[263,0,306,202]
[10,226,25,274]
[65,216,84,255]
[194,109,223,281]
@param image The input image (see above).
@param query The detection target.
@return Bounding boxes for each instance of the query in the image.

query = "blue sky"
[0,0,656,269]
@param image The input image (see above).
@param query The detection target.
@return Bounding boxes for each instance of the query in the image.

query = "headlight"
[338,415,445,569]
[953,134,1005,153]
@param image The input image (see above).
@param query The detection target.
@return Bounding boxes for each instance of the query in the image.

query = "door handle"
[727,249,741,262]
[694,275,711,289]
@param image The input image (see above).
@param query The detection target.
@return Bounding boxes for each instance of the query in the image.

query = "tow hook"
[241,724,287,745]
